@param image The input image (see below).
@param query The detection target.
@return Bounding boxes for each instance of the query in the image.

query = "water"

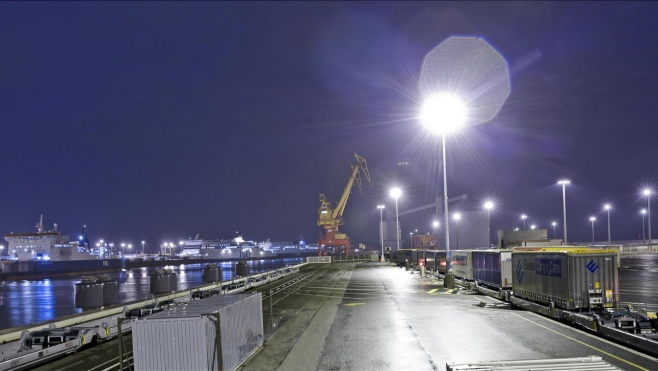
[0,258,305,331]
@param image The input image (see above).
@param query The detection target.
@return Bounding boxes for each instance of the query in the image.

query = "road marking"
[344,303,365,307]
[427,288,439,294]
[442,289,455,294]
[511,312,652,371]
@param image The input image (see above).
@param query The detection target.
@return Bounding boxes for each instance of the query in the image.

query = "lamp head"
[453,213,461,220]
[432,221,439,227]
[590,217,596,222]
[390,187,402,199]
[644,189,651,196]
[552,222,557,226]
[604,204,611,210]
[557,179,571,185]
[642,209,647,215]
[530,225,536,230]
[521,214,527,220]
[420,94,467,134]
[484,201,494,210]
[377,205,385,209]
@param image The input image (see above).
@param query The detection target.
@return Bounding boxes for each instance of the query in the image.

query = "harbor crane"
[318,153,372,256]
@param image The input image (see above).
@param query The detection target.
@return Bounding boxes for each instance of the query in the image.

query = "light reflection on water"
[0,258,304,331]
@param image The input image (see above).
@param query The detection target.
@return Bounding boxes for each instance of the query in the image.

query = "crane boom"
[317,153,372,255]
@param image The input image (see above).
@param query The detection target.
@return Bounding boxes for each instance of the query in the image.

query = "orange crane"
[318,153,372,256]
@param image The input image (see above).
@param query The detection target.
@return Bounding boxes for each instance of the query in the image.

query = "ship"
[0,216,124,280]
[179,235,317,260]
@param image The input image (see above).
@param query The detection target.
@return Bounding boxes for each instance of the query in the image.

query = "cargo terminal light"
[484,201,494,247]
[390,187,402,251]
[604,204,611,245]
[643,189,652,247]
[377,205,385,259]
[558,179,570,244]
[590,217,597,243]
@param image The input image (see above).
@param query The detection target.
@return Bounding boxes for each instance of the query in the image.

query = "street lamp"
[421,94,467,272]
[0,245,4,257]
[484,201,493,247]
[453,213,461,249]
[377,205,385,258]
[551,222,557,239]
[641,209,647,242]
[390,188,402,251]
[409,232,414,248]
[604,204,611,245]
[141,240,145,253]
[530,225,536,230]
[521,214,527,243]
[558,179,570,245]
[590,217,596,243]
[644,189,652,248]
[121,243,125,256]
[128,244,132,254]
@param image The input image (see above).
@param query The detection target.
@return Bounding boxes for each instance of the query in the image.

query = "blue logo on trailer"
[586,259,599,273]
[516,259,524,284]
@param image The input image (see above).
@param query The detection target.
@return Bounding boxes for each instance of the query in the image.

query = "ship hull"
[0,259,125,280]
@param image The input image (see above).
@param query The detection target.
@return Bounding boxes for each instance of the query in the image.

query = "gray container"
[451,250,473,280]
[132,293,263,371]
[150,270,171,294]
[203,264,221,282]
[472,250,513,289]
[512,251,619,310]
[391,249,415,267]
[97,275,120,306]
[75,277,104,309]
[423,250,447,273]
[412,250,425,267]
[235,261,250,277]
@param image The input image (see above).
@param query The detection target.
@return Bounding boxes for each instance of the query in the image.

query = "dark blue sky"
[1,2,657,251]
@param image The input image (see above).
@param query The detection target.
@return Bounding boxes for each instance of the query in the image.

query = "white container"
[451,250,473,280]
[132,293,263,371]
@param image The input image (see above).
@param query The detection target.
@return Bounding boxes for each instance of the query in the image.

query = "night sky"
[1,2,657,252]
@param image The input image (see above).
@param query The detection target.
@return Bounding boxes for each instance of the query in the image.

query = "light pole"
[590,217,596,243]
[644,189,652,248]
[604,204,611,245]
[121,243,125,256]
[453,213,461,249]
[409,232,413,248]
[521,214,527,244]
[641,209,647,242]
[484,201,493,247]
[551,222,557,239]
[390,188,402,251]
[128,244,132,254]
[531,224,536,230]
[377,205,385,258]
[421,94,467,272]
[0,245,4,257]
[141,240,145,253]
[432,221,439,247]
[558,179,570,245]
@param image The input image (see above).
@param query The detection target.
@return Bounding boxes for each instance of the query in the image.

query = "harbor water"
[0,258,304,331]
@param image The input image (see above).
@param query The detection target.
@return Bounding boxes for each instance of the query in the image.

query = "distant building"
[498,229,563,248]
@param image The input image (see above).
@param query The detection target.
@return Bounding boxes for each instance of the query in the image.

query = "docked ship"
[0,216,124,279]
[179,235,317,260]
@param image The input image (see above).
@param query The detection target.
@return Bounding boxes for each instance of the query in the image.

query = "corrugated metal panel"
[512,251,619,310]
[446,356,621,370]
[133,294,263,371]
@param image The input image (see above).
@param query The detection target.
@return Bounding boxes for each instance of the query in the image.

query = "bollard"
[405,260,410,271]
[444,272,455,289]
[420,265,426,278]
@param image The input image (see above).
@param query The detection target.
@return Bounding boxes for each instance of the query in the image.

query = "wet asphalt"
[244,262,658,371]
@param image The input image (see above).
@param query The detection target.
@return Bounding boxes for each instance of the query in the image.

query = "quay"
[15,260,658,371]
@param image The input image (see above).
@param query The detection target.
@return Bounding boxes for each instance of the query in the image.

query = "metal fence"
[306,255,377,263]
[619,245,658,254]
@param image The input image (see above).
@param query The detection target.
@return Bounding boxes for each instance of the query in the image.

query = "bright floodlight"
[421,94,467,134]
[453,213,461,220]
[419,36,510,126]
[590,217,596,221]
[552,221,557,226]
[604,204,611,210]
[390,187,402,199]
[377,205,385,209]
[644,189,651,196]
[484,201,494,210]
[521,214,527,220]
[558,179,571,185]
[514,228,519,231]
[642,209,647,214]
[433,221,439,227]
[530,225,536,230]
